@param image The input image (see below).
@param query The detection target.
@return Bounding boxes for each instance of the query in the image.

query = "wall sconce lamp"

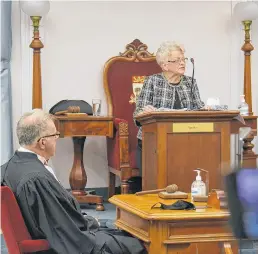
[234,1,258,115]
[20,0,50,109]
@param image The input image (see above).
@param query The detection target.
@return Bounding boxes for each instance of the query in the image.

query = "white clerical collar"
[18,147,59,181]
[18,147,47,165]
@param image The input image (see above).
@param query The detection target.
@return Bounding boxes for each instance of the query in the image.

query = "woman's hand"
[137,105,156,115]
[143,105,156,112]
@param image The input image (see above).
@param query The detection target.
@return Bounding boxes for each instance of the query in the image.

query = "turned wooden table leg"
[242,129,257,168]
[69,137,104,211]
[120,167,131,194]
[121,180,129,194]
[69,137,87,195]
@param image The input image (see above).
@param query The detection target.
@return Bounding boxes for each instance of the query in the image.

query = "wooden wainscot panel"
[166,221,234,244]
[166,132,221,192]
[115,208,150,243]
[167,242,238,254]
[62,121,110,136]
[142,132,157,190]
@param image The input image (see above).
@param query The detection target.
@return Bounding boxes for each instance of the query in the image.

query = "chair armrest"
[107,118,130,170]
[113,118,129,136]
[19,239,50,253]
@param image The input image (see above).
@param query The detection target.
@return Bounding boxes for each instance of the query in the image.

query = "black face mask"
[151,200,196,210]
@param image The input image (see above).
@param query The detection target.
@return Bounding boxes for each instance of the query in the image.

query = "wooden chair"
[103,39,161,196]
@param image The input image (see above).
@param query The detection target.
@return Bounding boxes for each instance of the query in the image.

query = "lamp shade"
[20,0,50,16]
[234,1,258,21]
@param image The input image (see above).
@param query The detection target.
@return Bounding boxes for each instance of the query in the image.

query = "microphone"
[190,58,195,85]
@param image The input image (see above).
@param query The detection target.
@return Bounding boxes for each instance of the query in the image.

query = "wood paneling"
[167,133,221,192]
[118,209,149,236]
[56,116,113,138]
[168,221,231,238]
[142,132,157,191]
[62,121,110,136]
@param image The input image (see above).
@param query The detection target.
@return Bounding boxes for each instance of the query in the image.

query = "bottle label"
[191,187,200,196]
[240,107,249,116]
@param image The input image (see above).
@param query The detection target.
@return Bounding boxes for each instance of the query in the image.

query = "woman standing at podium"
[130,41,205,192]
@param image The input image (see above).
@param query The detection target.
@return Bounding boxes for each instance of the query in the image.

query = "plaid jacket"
[133,73,205,140]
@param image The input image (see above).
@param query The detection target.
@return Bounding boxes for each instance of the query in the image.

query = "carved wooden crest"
[119,39,154,62]
[129,76,146,104]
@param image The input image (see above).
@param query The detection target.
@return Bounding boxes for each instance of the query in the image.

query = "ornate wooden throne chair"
[103,39,161,196]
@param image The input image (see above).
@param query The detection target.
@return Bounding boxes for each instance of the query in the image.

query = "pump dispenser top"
[194,169,202,181]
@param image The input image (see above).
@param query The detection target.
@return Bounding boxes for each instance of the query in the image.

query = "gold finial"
[242,20,252,42]
[31,16,42,32]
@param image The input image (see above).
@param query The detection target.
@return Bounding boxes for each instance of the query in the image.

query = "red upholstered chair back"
[0,186,49,254]
[1,186,32,253]
[104,39,162,168]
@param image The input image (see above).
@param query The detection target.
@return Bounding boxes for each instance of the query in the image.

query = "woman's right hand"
[143,105,156,113]
[141,105,156,113]
[137,105,156,115]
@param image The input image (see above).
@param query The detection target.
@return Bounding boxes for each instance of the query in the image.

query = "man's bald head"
[17,109,55,146]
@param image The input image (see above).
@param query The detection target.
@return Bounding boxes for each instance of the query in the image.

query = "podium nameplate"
[172,122,214,133]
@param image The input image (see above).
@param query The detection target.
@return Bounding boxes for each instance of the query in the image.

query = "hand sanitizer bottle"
[191,169,206,200]
[238,95,249,116]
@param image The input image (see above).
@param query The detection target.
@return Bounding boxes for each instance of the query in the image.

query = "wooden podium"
[136,111,246,192]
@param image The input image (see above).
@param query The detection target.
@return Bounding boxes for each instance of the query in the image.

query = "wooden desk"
[55,115,113,211]
[109,194,238,254]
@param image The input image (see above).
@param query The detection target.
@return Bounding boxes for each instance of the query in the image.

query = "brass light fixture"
[20,0,50,109]
[234,1,258,115]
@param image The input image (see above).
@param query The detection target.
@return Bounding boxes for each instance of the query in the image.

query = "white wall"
[11,1,258,188]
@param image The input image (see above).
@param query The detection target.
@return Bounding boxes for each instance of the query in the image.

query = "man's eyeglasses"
[168,57,188,64]
[37,132,60,142]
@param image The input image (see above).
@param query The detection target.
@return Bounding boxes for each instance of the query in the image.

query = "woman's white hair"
[156,41,185,67]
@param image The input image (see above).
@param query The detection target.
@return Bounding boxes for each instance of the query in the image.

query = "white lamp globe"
[234,1,258,21]
[20,0,50,16]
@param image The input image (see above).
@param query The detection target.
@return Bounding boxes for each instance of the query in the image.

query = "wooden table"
[55,115,113,211]
[109,194,238,254]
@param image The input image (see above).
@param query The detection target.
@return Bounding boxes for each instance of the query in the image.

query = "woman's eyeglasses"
[37,132,60,142]
[168,57,188,64]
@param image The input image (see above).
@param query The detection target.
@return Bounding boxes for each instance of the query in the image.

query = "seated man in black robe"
[1,109,146,254]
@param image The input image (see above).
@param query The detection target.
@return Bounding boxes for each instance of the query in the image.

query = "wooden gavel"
[55,106,80,115]
[135,184,178,196]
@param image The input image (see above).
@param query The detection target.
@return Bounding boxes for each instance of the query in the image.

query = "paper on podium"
[156,108,188,112]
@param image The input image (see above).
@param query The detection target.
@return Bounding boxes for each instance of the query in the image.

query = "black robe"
[1,152,146,254]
